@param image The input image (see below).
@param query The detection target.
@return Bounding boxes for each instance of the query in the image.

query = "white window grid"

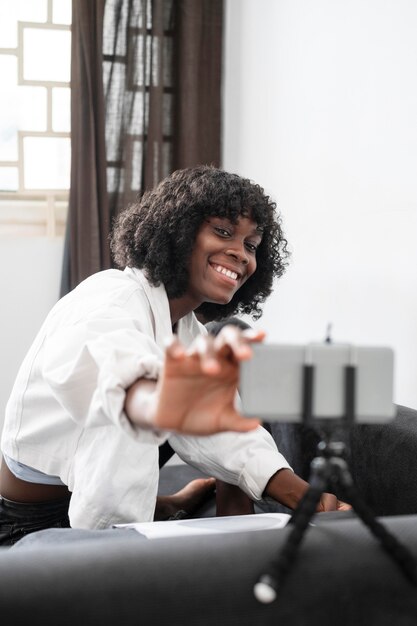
[0,1,71,238]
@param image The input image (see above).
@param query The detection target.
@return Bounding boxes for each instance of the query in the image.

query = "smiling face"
[184,215,263,311]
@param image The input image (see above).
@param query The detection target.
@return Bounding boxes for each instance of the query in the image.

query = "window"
[0,0,71,236]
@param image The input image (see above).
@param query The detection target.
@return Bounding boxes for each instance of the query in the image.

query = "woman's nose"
[226,245,249,265]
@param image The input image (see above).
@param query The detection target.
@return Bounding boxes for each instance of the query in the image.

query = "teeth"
[213,264,238,280]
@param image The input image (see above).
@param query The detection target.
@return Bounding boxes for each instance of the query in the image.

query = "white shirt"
[1,268,290,529]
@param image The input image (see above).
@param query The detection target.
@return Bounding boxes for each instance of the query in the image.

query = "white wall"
[223,0,417,409]
[0,0,416,434]
[0,237,64,431]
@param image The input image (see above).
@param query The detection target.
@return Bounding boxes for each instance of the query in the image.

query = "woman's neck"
[168,295,199,327]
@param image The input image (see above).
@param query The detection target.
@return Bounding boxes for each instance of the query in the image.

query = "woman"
[0,166,347,545]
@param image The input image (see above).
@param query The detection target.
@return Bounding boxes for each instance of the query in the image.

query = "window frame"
[0,2,71,238]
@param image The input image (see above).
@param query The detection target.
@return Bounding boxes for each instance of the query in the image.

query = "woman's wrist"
[263,468,309,510]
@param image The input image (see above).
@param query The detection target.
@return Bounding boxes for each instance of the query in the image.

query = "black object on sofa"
[268,403,417,516]
[348,404,417,515]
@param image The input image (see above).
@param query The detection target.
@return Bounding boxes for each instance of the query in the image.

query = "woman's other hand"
[317,493,352,512]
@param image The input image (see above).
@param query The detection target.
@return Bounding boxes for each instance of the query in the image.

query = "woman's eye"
[214,227,231,237]
[245,242,258,253]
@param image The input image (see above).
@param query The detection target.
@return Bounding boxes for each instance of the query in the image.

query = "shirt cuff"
[238,450,292,501]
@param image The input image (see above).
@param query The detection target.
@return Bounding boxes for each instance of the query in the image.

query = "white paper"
[114,513,291,540]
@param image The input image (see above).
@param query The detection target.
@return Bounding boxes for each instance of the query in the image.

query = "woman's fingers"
[188,334,220,373]
[336,500,352,511]
[317,494,352,512]
[165,336,186,360]
[214,325,251,360]
[181,326,267,373]
[167,326,268,382]
[214,325,266,361]
[318,493,338,512]
[242,327,266,343]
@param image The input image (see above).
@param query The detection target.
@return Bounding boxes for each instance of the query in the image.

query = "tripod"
[254,363,417,604]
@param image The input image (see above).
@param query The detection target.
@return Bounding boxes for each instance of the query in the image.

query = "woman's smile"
[209,262,240,285]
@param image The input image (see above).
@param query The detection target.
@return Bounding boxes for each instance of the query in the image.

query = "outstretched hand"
[153,325,264,435]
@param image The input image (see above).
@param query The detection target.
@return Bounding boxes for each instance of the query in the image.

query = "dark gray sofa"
[0,513,417,625]
[0,404,417,625]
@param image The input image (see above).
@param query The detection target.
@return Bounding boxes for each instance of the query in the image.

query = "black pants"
[0,443,173,548]
[0,496,70,546]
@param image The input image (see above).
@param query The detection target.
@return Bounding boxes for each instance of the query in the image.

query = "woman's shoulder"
[69,268,151,301]
[49,269,153,327]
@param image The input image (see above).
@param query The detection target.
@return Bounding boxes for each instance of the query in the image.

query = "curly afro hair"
[110,165,289,321]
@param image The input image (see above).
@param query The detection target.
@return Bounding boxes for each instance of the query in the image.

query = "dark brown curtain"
[61,0,109,295]
[173,0,222,170]
[61,0,223,295]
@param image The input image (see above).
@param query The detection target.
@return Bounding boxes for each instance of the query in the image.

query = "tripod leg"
[254,469,326,603]
[337,468,417,585]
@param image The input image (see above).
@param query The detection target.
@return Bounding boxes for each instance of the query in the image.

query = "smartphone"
[240,343,395,424]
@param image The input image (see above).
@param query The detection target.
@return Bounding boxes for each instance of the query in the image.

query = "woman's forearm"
[263,468,310,510]
[264,469,349,512]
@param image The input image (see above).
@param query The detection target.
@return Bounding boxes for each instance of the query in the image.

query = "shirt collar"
[125,267,201,348]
